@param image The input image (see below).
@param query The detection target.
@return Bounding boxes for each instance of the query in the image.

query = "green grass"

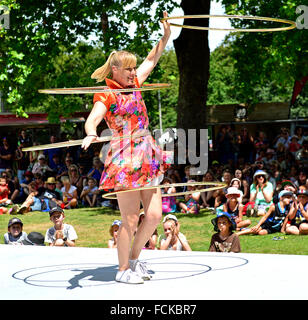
[1,207,308,255]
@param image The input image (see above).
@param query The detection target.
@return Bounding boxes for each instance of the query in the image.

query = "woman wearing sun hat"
[249,170,274,216]
[223,187,251,231]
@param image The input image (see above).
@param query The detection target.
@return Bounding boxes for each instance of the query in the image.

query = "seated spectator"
[161,177,177,214]
[283,189,308,235]
[68,164,82,195]
[178,180,200,214]
[295,139,308,167]
[19,171,34,198]
[234,169,249,203]
[0,176,10,207]
[13,177,63,214]
[61,176,78,209]
[4,217,27,245]
[136,211,158,250]
[200,171,215,209]
[248,170,274,216]
[32,154,53,178]
[159,214,191,251]
[222,187,251,231]
[108,219,121,248]
[80,177,99,207]
[51,154,66,178]
[56,156,73,180]
[209,212,240,253]
[33,172,45,192]
[294,169,307,189]
[229,178,244,203]
[87,157,103,185]
[1,171,17,202]
[45,206,77,247]
[238,190,292,236]
[288,135,301,156]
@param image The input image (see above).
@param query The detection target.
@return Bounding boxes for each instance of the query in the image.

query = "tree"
[173,0,211,132]
[220,0,308,108]
[0,0,179,120]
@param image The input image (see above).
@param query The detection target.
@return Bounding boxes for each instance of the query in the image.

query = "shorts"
[289,219,308,228]
[260,221,281,234]
[30,197,42,211]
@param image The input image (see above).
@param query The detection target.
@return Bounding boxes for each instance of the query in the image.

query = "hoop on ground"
[160,15,296,32]
[38,83,171,95]
[102,181,227,199]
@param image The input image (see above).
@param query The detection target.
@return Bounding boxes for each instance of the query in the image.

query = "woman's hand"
[161,11,171,39]
[82,135,97,150]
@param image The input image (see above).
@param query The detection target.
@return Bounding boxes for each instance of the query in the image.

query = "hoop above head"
[102,181,227,200]
[38,83,171,95]
[160,15,297,32]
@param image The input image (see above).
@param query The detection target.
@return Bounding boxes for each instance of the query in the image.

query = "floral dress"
[93,78,173,191]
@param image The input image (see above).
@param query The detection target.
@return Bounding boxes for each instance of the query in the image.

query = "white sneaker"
[129,259,152,281]
[115,269,144,284]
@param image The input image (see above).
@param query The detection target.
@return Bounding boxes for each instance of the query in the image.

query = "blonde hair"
[91,50,137,83]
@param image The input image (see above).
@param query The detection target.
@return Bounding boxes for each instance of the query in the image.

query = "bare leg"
[116,190,141,271]
[130,187,162,260]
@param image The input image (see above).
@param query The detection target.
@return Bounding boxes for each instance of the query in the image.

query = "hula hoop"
[160,15,296,32]
[22,131,150,152]
[102,181,227,199]
[38,83,171,94]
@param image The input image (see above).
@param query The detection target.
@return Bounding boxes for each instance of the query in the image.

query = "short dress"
[93,78,173,191]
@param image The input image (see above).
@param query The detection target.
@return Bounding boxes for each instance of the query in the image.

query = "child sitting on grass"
[80,177,99,207]
[223,187,251,231]
[108,219,121,248]
[178,180,200,214]
[45,206,78,247]
[209,212,241,253]
[283,188,308,235]
[0,177,10,214]
[237,190,292,236]
[4,217,27,245]
[158,214,192,251]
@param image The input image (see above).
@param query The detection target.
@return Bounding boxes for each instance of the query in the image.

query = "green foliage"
[0,0,179,121]
[218,0,308,106]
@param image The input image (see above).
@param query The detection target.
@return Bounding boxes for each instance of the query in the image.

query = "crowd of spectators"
[0,126,308,251]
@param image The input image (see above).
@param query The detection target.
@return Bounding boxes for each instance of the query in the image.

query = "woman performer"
[82,12,173,284]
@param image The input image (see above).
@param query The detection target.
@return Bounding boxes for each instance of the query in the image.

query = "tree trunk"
[174,0,211,132]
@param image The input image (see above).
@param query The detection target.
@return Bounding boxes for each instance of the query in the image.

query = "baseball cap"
[49,206,64,217]
[22,232,45,246]
[211,212,236,232]
[278,190,293,199]
[8,217,23,228]
[297,189,308,197]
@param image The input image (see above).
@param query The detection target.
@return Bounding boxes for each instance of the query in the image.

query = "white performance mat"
[1,244,308,300]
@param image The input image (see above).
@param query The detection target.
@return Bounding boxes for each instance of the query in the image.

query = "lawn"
[1,207,308,255]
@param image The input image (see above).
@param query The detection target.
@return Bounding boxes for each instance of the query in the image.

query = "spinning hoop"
[102,181,227,199]
[22,131,150,152]
[160,15,296,32]
[38,83,171,94]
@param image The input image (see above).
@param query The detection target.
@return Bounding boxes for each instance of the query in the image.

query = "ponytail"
[91,50,137,83]
[91,51,117,83]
